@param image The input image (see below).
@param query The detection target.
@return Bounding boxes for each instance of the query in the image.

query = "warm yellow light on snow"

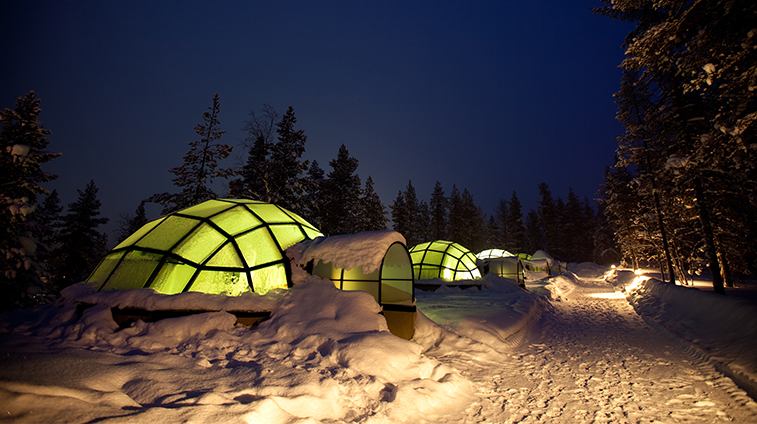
[590,292,626,299]
[634,269,643,275]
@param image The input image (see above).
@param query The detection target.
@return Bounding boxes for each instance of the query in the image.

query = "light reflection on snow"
[589,292,626,299]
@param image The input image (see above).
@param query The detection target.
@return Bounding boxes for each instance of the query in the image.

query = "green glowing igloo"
[86,199,323,295]
[408,240,482,281]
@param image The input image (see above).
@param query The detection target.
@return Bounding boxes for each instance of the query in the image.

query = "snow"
[287,230,406,274]
[2,256,757,423]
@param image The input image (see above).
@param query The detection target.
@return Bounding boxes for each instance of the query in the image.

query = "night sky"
[1,1,632,240]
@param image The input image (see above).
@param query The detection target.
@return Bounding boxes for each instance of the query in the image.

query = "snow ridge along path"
[421,273,757,424]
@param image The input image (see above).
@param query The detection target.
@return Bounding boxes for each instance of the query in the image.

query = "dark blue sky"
[1,1,631,239]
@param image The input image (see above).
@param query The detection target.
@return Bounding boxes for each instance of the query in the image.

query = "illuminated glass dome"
[87,199,322,295]
[476,248,515,260]
[408,240,482,281]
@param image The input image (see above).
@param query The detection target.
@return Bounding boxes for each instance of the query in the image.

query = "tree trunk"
[693,176,725,294]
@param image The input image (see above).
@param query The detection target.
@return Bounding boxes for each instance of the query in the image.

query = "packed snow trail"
[432,276,757,424]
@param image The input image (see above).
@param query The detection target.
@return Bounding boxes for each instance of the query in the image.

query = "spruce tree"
[52,180,109,292]
[506,192,528,255]
[0,91,60,309]
[391,190,410,241]
[271,106,310,214]
[447,185,464,243]
[33,189,63,275]
[536,183,559,256]
[115,201,148,244]
[493,199,509,248]
[320,144,361,235]
[229,104,279,202]
[428,181,447,240]
[153,93,233,214]
[357,176,387,232]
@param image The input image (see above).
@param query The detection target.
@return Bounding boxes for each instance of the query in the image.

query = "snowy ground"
[2,264,757,423]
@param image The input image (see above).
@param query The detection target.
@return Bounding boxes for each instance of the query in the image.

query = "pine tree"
[536,183,559,256]
[447,185,464,243]
[402,181,422,246]
[270,106,310,214]
[391,190,410,241]
[597,0,757,292]
[505,192,528,255]
[153,93,233,214]
[115,201,148,244]
[33,189,63,272]
[524,209,543,254]
[228,104,279,202]
[428,181,447,240]
[52,180,109,292]
[0,91,60,309]
[320,144,361,235]
[493,198,509,248]
[301,160,325,229]
[357,176,387,232]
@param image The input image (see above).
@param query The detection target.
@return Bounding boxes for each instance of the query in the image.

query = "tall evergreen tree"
[447,185,464,243]
[153,93,233,214]
[536,183,559,256]
[597,0,757,292]
[52,180,109,292]
[270,106,310,213]
[115,201,148,244]
[320,144,361,235]
[391,190,410,241]
[493,198,509,248]
[524,209,543,254]
[357,176,387,232]
[428,181,447,240]
[505,192,528,255]
[0,91,60,309]
[301,160,325,229]
[33,189,63,273]
[229,104,279,202]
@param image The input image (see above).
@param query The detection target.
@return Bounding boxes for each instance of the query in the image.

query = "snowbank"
[416,274,542,353]
[627,278,757,399]
[0,274,475,423]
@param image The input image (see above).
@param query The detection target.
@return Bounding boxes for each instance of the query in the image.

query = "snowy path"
[444,279,757,424]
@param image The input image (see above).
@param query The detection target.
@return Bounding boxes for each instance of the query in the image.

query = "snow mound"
[0,275,475,423]
[627,278,757,398]
[416,274,541,352]
[568,262,613,279]
[287,230,406,274]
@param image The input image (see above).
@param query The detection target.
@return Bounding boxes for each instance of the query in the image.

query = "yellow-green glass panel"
[150,260,197,294]
[136,216,200,251]
[251,263,288,294]
[179,200,230,218]
[114,217,166,250]
[249,203,292,223]
[87,252,125,285]
[343,266,379,281]
[210,206,261,236]
[424,250,444,265]
[172,222,227,264]
[236,228,279,267]
[270,225,307,251]
[418,267,440,280]
[382,244,413,280]
[190,270,249,296]
[447,245,463,258]
[382,279,413,305]
[303,226,324,240]
[312,261,341,281]
[205,241,244,267]
[342,281,379,302]
[410,250,426,263]
[102,250,162,291]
